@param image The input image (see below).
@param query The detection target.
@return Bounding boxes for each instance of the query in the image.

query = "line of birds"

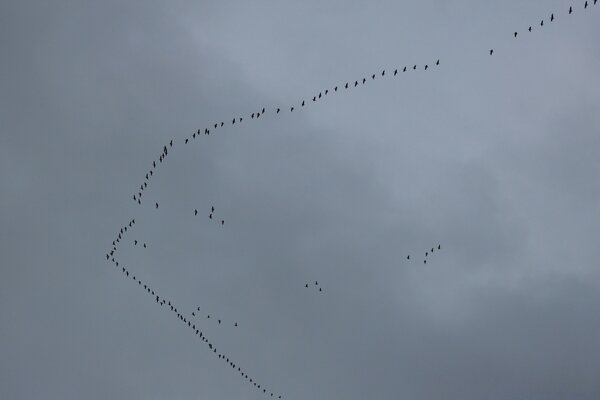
[105,225,282,399]
[490,1,596,55]
[132,141,173,205]
[192,307,239,327]
[128,1,596,208]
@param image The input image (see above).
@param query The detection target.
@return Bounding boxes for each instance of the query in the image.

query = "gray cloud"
[1,0,600,399]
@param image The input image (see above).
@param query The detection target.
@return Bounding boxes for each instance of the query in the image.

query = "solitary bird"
[143,243,146,248]
[541,19,544,26]
[436,59,440,65]
[134,240,137,245]
[334,86,338,91]
[211,206,214,212]
[372,74,376,80]
[413,65,417,70]
[155,203,158,209]
[305,284,308,288]
[438,244,441,250]
[276,108,280,113]
[185,138,188,144]
[382,70,385,76]
[362,78,366,84]
[221,220,225,225]
[403,66,407,72]
[424,65,428,70]
[514,31,518,38]
[209,214,212,219]
[194,209,198,215]
[489,49,494,55]
[302,100,305,106]
[407,255,410,260]
[345,82,349,89]
[234,322,238,327]
[585,1,588,8]
[290,107,294,112]
[528,26,532,32]
[569,6,572,14]
[354,81,358,87]
[394,69,398,75]
[551,13,554,21]
[424,260,427,264]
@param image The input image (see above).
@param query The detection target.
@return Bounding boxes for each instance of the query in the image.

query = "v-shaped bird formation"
[105,2,597,398]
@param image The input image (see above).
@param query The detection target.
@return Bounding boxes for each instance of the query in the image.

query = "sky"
[1,1,600,399]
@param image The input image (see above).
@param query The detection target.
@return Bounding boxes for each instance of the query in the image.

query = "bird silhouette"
[143,243,146,248]
[413,65,417,70]
[194,209,198,215]
[403,66,407,72]
[290,107,294,112]
[514,31,518,38]
[209,214,212,219]
[541,19,544,26]
[424,260,427,264]
[354,81,358,87]
[551,13,554,21]
[362,78,366,84]
[134,240,137,245]
[585,1,588,8]
[407,255,410,260]
[302,100,305,106]
[221,220,225,225]
[528,26,532,32]
[276,108,280,113]
[372,74,376,80]
[382,70,385,76]
[438,244,441,250]
[569,6,572,14]
[305,284,308,288]
[235,322,238,327]
[424,65,428,70]
[185,138,188,144]
[394,69,398,75]
[155,203,158,209]
[334,86,338,91]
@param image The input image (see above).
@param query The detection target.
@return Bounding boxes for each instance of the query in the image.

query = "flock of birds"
[106,220,283,398]
[106,2,596,398]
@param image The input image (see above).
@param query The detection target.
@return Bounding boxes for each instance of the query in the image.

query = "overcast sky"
[2,1,600,399]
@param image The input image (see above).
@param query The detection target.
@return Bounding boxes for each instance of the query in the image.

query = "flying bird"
[569,6,572,14]
[424,65,428,70]
[528,26,532,32]
[394,69,398,75]
[489,49,494,55]
[155,203,158,209]
[277,108,280,113]
[221,220,224,225]
[514,31,518,37]
[194,209,198,215]
[551,13,554,21]
[585,1,588,8]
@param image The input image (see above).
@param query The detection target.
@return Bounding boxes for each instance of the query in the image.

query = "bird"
[407,255,410,260]
[312,96,316,102]
[290,107,294,112]
[153,161,156,168]
[413,65,417,70]
[394,69,398,75]
[403,66,407,72]
[334,86,338,91]
[185,138,188,144]
[489,49,494,56]
[194,209,198,215]
[585,1,588,8]
[372,74,376,80]
[319,288,322,292]
[569,6,572,14]
[134,240,137,245]
[302,100,305,106]
[362,78,366,84]
[211,206,214,212]
[424,65,428,70]
[143,243,146,248]
[551,13,554,21]
[209,214,212,219]
[315,281,318,285]
[232,118,235,124]
[382,70,385,76]
[262,107,265,113]
[155,203,158,209]
[305,284,308,288]
[276,108,280,113]
[436,59,440,65]
[514,31,518,38]
[192,312,195,316]
[221,220,224,225]
[325,89,328,95]
[431,247,434,253]
[207,315,210,319]
[218,319,221,324]
[424,260,427,264]
[528,26,532,32]
[318,92,322,98]
[220,122,224,127]
[169,140,173,147]
[234,322,238,327]
[425,252,428,257]
[438,244,441,250]
[541,19,544,26]
[345,82,349,89]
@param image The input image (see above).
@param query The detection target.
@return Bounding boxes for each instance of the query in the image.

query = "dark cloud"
[1,0,600,399]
